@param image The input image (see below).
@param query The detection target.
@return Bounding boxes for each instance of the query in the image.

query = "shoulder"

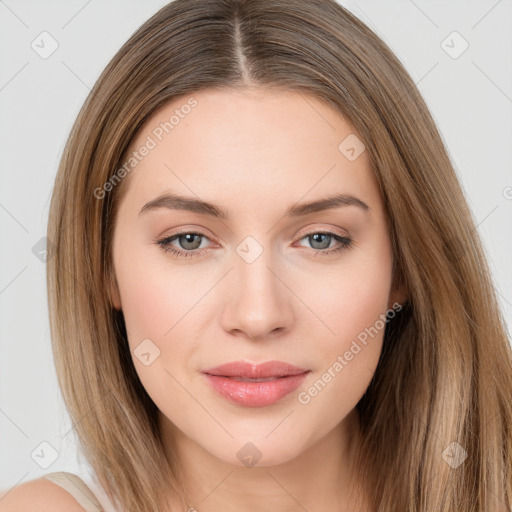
[0,476,85,512]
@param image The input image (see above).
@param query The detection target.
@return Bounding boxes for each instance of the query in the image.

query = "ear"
[388,259,408,309]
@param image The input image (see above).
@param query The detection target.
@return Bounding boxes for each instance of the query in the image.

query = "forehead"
[117,87,382,220]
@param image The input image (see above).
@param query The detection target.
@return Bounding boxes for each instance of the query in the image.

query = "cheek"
[298,240,393,404]
[116,275,172,343]
[307,249,393,354]
[113,251,203,413]
[113,244,206,343]
[335,270,391,349]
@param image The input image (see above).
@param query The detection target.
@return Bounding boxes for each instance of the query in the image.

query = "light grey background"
[1,0,511,493]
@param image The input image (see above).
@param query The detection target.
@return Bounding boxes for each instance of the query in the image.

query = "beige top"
[42,472,105,511]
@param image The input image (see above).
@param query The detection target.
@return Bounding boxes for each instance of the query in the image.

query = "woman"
[2,0,511,510]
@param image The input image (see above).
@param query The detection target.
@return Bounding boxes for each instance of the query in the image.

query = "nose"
[220,243,295,342]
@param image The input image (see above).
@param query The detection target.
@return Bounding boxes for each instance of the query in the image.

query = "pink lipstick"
[202,360,310,407]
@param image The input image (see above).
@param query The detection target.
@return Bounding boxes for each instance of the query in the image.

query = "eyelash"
[155,229,353,259]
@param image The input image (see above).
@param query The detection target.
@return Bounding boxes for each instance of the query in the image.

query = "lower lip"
[203,372,310,407]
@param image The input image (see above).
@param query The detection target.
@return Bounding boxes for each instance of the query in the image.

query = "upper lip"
[202,360,310,379]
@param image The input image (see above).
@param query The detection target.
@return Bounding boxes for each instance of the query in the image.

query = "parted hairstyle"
[46,0,512,510]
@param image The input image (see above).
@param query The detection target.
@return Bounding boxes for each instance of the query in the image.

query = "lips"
[202,360,309,379]
[201,360,311,407]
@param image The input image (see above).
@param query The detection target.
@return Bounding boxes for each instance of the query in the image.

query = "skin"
[110,87,406,512]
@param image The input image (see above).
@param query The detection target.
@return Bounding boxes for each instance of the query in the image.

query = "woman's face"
[110,87,403,468]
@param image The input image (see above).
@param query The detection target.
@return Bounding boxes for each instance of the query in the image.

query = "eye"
[156,232,211,259]
[156,229,353,259]
[296,231,352,256]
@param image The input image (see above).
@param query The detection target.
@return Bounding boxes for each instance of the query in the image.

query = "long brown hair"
[46,0,512,510]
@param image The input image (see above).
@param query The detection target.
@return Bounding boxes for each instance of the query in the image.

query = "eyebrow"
[138,192,370,220]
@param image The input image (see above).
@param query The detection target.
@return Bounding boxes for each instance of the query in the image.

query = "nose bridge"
[237,236,278,295]
[222,234,292,339]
